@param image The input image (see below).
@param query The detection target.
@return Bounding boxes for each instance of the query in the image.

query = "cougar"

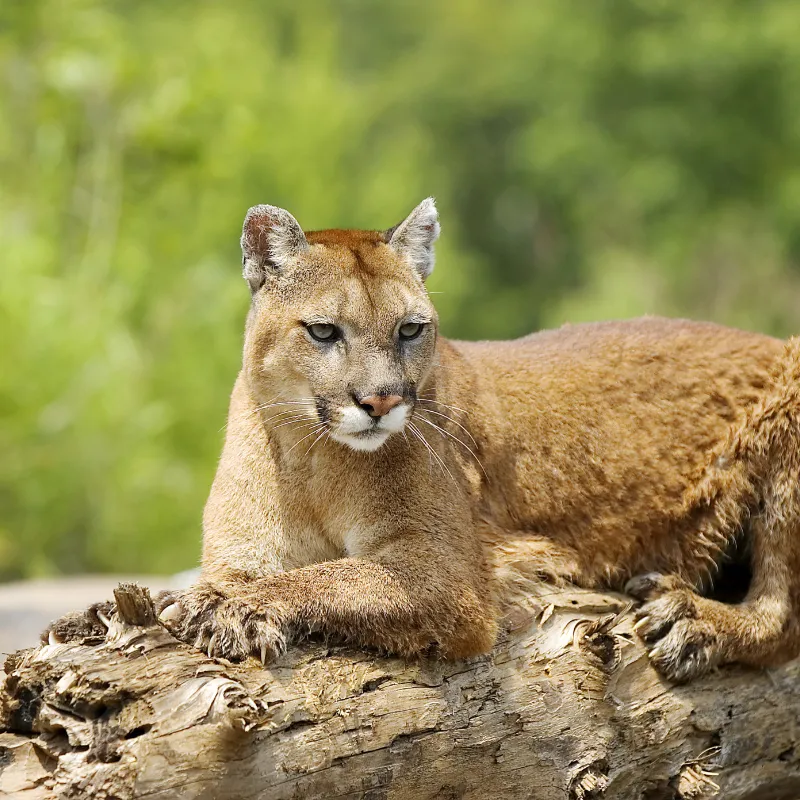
[47,198,800,683]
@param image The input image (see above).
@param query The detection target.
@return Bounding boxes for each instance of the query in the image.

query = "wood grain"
[1,583,798,799]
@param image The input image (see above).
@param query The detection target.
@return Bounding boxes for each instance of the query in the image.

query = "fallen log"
[1,583,798,799]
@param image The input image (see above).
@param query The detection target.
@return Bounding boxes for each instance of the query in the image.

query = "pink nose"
[358,394,404,418]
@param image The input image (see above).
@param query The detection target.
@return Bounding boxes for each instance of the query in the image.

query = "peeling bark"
[1,583,798,799]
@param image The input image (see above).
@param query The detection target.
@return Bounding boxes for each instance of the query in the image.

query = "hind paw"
[627,574,722,682]
[642,616,721,683]
[625,572,690,602]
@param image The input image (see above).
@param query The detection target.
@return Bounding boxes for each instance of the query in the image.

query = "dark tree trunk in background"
[1,584,798,799]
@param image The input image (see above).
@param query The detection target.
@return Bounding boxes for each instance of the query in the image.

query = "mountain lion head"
[240,198,440,452]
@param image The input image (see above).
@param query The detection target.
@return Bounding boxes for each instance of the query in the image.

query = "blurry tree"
[2,0,800,577]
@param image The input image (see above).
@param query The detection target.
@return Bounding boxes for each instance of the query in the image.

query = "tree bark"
[1,583,798,800]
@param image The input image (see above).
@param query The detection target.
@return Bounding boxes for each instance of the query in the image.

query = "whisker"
[415,407,478,447]
[304,427,330,457]
[320,428,332,455]
[406,421,435,478]
[269,416,318,433]
[262,409,306,424]
[407,420,458,488]
[254,400,316,413]
[250,396,314,413]
[416,397,470,416]
[219,391,283,431]
[414,415,488,479]
[246,399,317,424]
[246,393,288,415]
[286,423,328,455]
[263,406,313,421]
[220,392,312,431]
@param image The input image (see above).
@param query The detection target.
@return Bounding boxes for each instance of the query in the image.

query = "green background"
[3,0,800,579]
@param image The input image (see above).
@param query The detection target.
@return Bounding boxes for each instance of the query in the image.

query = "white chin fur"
[379,404,409,433]
[332,404,409,451]
[331,405,408,453]
[331,429,391,452]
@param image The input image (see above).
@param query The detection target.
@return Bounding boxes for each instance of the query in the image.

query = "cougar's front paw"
[41,601,116,646]
[627,574,722,682]
[155,585,287,664]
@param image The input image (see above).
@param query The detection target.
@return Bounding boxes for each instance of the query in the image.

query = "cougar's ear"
[385,197,440,281]
[240,205,309,293]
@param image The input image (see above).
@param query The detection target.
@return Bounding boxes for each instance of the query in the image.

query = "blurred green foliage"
[3,0,800,578]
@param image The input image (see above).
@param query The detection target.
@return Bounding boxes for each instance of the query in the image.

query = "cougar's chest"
[271,489,345,570]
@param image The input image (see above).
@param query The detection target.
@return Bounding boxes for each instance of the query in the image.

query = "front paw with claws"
[41,601,116,646]
[155,584,287,664]
[626,572,722,682]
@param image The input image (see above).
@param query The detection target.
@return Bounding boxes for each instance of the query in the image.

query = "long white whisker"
[220,393,313,431]
[414,415,487,479]
[304,427,330,457]
[286,423,328,455]
[246,393,289,416]
[270,416,319,433]
[406,421,434,477]
[262,398,316,405]
[250,399,318,425]
[408,420,458,488]
[254,400,316,414]
[260,407,305,421]
[219,392,283,431]
[262,409,305,424]
[319,428,332,456]
[416,397,470,416]
[415,407,478,447]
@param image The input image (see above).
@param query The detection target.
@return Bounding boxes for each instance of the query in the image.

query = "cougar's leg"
[629,338,800,682]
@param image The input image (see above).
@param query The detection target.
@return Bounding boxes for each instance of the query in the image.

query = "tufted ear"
[240,205,309,293]
[385,197,440,281]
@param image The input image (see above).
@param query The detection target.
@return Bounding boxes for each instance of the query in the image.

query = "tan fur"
[45,201,800,682]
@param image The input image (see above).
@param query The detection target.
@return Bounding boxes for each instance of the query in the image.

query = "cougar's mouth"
[339,427,392,451]
[327,401,410,453]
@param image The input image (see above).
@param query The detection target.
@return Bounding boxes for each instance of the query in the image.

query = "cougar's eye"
[399,322,423,340]
[306,323,339,342]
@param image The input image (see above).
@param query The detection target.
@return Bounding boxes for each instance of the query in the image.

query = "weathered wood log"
[1,583,798,799]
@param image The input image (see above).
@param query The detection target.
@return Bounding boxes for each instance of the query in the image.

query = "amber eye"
[399,322,424,340]
[306,323,338,342]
